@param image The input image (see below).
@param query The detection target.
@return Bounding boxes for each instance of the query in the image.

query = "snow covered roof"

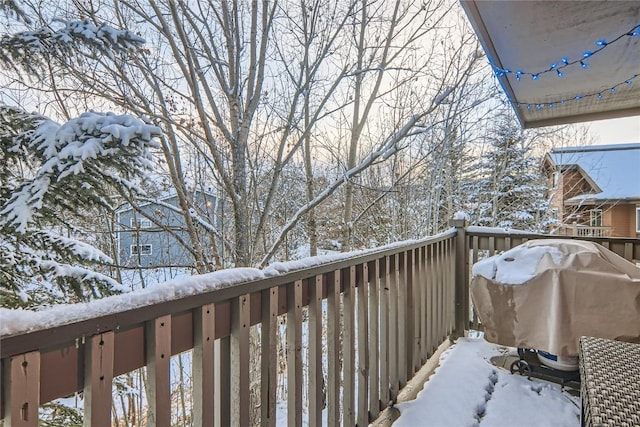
[547,143,640,203]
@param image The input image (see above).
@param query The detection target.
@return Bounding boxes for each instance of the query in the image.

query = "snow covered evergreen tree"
[0,4,160,308]
[464,115,550,232]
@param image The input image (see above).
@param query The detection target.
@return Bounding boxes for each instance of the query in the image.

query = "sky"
[583,116,640,145]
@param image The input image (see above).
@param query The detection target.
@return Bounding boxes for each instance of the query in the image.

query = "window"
[636,207,640,233]
[589,209,602,227]
[130,244,152,256]
[131,217,152,228]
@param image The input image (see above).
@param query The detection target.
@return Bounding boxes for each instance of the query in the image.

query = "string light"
[491,23,640,81]
[517,74,638,111]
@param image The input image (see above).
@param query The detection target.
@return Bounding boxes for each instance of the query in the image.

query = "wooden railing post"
[146,315,171,427]
[2,351,40,427]
[450,218,468,339]
[84,332,114,427]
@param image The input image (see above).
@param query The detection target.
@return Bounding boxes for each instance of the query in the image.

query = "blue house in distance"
[116,191,219,268]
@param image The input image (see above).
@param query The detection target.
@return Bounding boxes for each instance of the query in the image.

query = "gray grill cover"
[471,239,640,357]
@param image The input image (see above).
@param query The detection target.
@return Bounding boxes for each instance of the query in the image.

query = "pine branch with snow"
[0,19,144,74]
[0,107,161,307]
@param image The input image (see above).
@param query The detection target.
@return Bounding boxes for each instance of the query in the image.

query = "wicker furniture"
[579,336,640,427]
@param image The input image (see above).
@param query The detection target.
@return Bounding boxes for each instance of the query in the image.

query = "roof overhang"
[460,1,640,128]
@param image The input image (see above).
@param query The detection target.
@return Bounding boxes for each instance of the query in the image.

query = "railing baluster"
[146,315,171,427]
[437,241,444,342]
[419,246,428,364]
[368,259,380,419]
[216,336,231,426]
[3,351,40,427]
[357,263,369,426]
[230,294,250,426]
[414,248,422,369]
[343,266,356,426]
[389,254,399,401]
[193,304,215,427]
[309,275,323,426]
[379,256,390,408]
[327,270,341,427]
[427,244,435,354]
[397,251,408,387]
[287,281,303,427]
[261,288,278,427]
[449,237,456,334]
[472,235,480,330]
[409,249,420,374]
[84,332,114,427]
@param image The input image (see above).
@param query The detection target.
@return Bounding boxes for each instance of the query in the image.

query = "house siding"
[609,204,634,237]
[116,193,218,268]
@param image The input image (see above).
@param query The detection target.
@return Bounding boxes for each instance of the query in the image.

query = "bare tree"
[4,0,492,269]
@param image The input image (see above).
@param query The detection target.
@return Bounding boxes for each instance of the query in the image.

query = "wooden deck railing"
[1,230,458,426]
[2,222,639,426]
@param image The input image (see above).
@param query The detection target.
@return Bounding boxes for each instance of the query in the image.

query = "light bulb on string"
[557,70,563,78]
[519,75,638,110]
[492,24,639,81]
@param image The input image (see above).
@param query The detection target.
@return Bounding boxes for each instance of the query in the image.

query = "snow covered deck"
[394,338,580,426]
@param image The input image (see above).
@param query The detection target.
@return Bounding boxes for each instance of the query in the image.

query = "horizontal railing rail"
[1,231,458,426]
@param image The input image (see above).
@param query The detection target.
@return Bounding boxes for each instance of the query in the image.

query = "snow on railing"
[1,229,458,426]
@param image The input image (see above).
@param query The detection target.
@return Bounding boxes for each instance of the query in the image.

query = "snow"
[471,244,564,285]
[453,210,468,220]
[466,225,541,235]
[0,231,457,336]
[1,112,160,233]
[549,143,640,201]
[394,338,580,426]
[0,268,265,336]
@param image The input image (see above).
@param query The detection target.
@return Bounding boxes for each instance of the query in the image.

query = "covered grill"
[471,239,640,357]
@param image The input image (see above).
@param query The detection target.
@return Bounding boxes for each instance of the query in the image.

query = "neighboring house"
[116,191,219,268]
[543,143,640,238]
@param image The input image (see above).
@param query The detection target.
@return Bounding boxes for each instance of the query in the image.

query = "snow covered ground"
[394,338,580,427]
